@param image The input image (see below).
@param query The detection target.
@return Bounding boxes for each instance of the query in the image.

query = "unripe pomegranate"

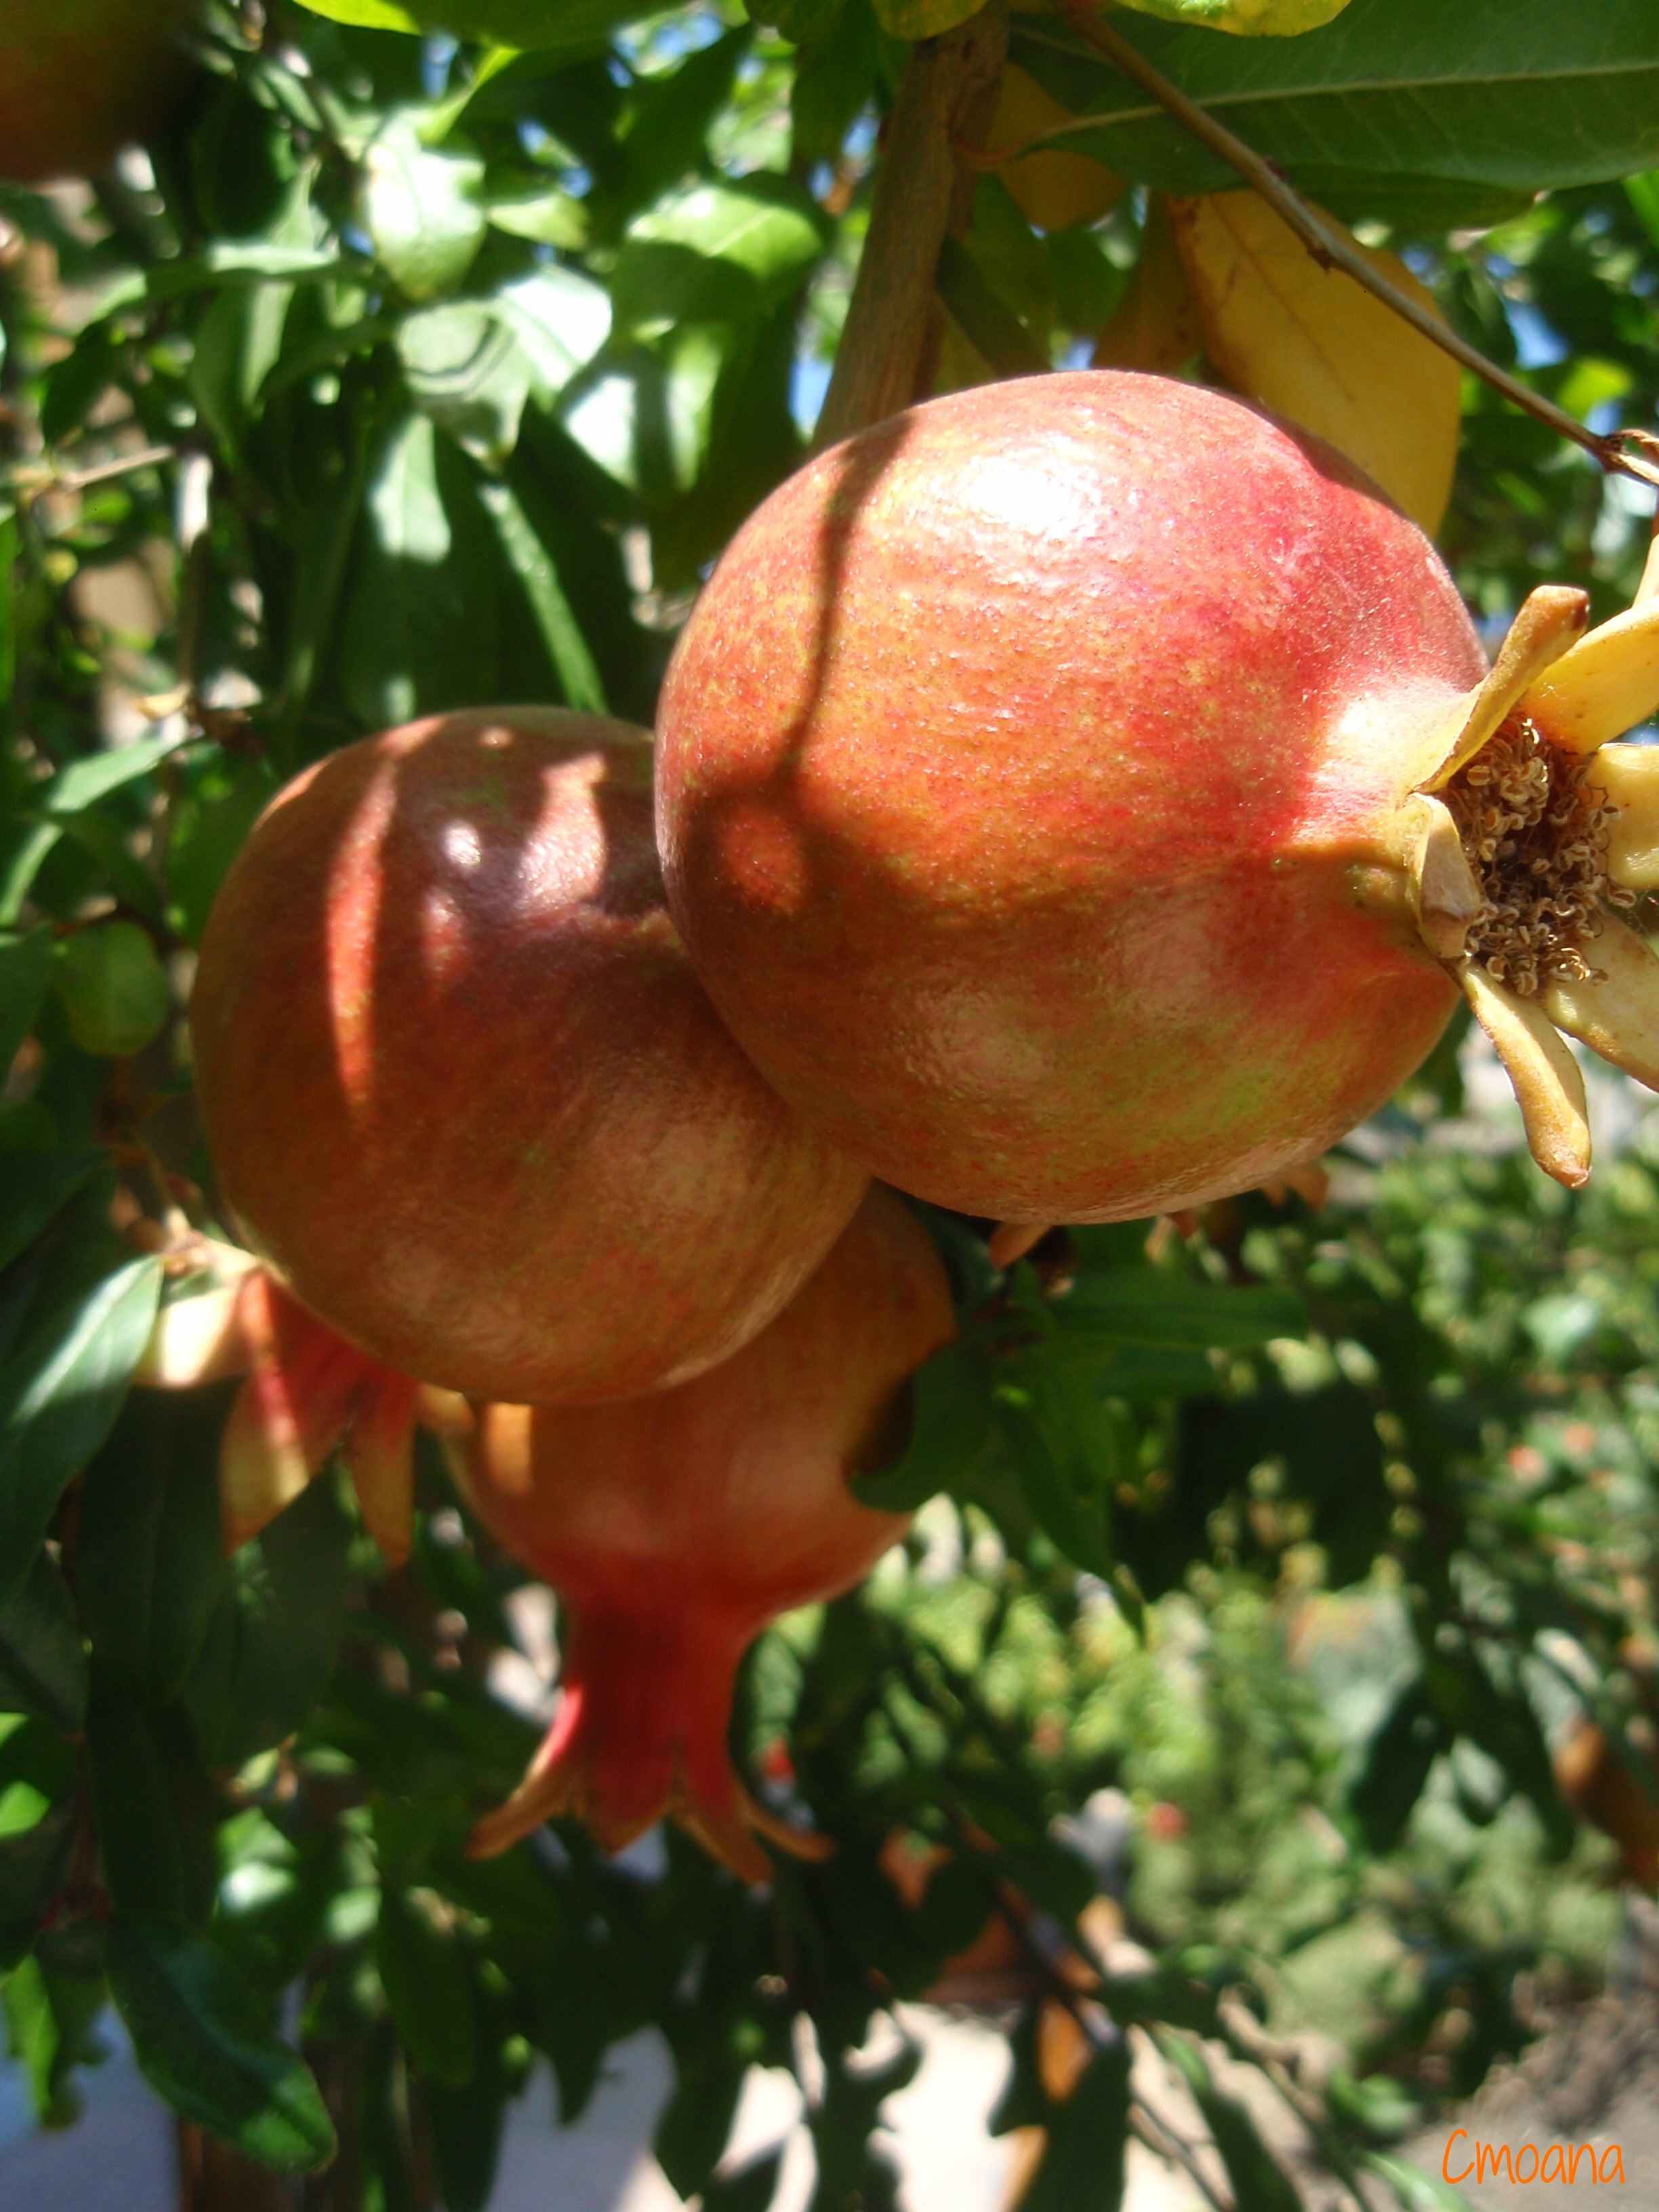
[658,372,1659,1222]
[452,1185,956,1881]
[191,710,866,1406]
[0,0,199,183]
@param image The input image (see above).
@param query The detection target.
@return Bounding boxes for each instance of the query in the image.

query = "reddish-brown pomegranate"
[192,709,867,1406]
[452,1185,956,1880]
[0,0,199,182]
[658,372,1659,1219]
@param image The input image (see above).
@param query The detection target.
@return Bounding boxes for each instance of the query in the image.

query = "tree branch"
[1050,10,1659,493]
[814,1,1009,451]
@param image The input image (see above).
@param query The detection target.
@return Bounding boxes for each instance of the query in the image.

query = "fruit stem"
[1055,10,1659,495]
[814,1,1008,450]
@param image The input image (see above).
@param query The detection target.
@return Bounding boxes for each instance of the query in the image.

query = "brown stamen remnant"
[1440,715,1635,1000]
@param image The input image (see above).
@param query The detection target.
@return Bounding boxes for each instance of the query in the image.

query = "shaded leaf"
[104,1914,336,2172]
[182,1474,354,1769]
[87,1673,216,1924]
[872,0,983,37]
[52,922,171,1059]
[0,1550,87,1733]
[0,1238,163,1614]
[77,1384,230,1706]
[1019,2039,1130,2212]
[0,930,56,1082]
[375,1885,476,2087]
[612,181,823,335]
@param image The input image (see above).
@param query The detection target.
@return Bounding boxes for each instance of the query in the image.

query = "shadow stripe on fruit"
[657,370,1659,1223]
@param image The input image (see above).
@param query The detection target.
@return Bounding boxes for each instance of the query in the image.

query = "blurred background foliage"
[1,0,1659,2206]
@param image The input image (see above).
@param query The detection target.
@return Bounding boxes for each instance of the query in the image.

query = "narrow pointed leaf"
[104,1914,336,2171]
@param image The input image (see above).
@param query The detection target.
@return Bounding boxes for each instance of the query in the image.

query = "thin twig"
[979,1886,1236,2212]
[1038,12,1659,493]
[9,443,176,500]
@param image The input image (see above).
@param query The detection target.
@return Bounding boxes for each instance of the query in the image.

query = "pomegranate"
[191,709,867,1407]
[451,1185,956,1880]
[657,371,1659,1223]
[136,1244,457,1561]
[0,0,199,183]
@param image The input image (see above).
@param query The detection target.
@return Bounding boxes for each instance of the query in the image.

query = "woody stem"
[1052,9,1659,493]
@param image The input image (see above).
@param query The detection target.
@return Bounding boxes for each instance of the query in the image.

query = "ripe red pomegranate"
[191,709,867,1407]
[658,371,1659,1221]
[451,1185,956,1880]
[0,0,199,182]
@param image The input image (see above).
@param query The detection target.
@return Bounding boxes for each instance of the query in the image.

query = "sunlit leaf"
[361,116,487,302]
[1115,0,1353,30]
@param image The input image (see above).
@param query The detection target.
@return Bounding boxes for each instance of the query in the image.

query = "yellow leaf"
[989,64,1125,234]
[1166,189,1460,537]
[1108,0,1353,30]
[1090,197,1201,374]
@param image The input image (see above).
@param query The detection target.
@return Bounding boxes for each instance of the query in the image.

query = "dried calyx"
[1395,547,1659,1189]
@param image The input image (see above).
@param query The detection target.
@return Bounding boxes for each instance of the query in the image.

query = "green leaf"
[491,266,613,401]
[293,0,650,43]
[43,729,192,818]
[0,508,15,738]
[104,1914,337,2171]
[0,930,55,1081]
[2,1950,106,2125]
[477,475,607,711]
[165,755,279,947]
[87,1673,216,1924]
[77,1385,230,1707]
[1628,169,1659,251]
[483,184,588,250]
[182,1475,354,1769]
[1011,0,1659,201]
[52,923,171,1059]
[1020,2040,1132,2212]
[0,1152,106,1278]
[1052,1271,1304,1349]
[1160,2034,1300,2212]
[375,1885,477,2086]
[425,2032,512,2212]
[0,1239,163,1614]
[853,1338,994,1512]
[337,411,502,729]
[361,115,487,302]
[612,181,825,335]
[935,236,1050,379]
[0,825,62,932]
[1361,2149,1477,2211]
[0,1551,87,1733]
[399,303,531,466]
[872,0,983,36]
[1349,1678,1446,1853]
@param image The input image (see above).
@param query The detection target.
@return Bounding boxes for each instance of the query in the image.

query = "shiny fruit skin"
[191,709,867,1404]
[656,371,1490,1222]
[453,1184,956,1877]
[0,0,198,183]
